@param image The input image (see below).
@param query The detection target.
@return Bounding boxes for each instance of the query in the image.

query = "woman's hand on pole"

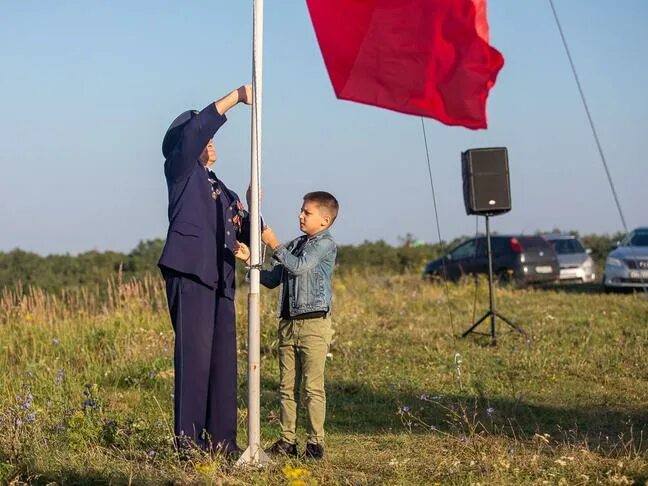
[234,241,251,265]
[214,84,252,115]
[237,84,253,105]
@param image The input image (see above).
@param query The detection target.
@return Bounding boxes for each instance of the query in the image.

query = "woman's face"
[200,139,217,167]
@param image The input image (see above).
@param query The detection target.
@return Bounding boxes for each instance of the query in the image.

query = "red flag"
[306,0,504,129]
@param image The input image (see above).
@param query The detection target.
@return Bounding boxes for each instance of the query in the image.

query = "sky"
[1,1,646,255]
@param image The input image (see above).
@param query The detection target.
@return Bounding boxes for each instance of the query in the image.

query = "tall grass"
[1,272,647,484]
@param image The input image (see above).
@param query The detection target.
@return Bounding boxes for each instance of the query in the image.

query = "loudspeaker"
[462,147,511,216]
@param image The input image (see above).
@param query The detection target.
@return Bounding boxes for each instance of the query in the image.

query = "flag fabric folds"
[306,0,504,129]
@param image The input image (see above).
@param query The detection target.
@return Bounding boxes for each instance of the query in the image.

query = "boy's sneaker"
[302,443,324,460]
[267,439,298,457]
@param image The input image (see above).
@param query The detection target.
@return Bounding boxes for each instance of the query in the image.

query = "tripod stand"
[461,215,527,344]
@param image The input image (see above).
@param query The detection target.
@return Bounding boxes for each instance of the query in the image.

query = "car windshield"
[519,237,551,249]
[549,238,585,255]
[622,230,648,247]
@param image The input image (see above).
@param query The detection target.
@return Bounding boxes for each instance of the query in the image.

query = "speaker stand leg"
[461,215,528,345]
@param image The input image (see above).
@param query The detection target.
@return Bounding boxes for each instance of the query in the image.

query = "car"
[423,235,560,286]
[603,227,648,291]
[544,234,597,283]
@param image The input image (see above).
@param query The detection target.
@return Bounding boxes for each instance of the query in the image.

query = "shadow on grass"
[533,281,605,294]
[255,378,648,452]
[29,469,132,486]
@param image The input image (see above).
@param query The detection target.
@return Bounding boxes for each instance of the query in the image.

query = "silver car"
[544,234,597,283]
[603,227,648,290]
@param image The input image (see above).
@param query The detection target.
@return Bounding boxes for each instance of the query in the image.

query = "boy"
[234,191,339,460]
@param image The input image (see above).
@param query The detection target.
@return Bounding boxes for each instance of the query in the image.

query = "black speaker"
[462,147,511,216]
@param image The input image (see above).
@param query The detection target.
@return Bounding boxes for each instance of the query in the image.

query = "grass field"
[1,272,647,485]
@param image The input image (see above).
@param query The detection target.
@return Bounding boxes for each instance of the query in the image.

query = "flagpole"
[238,0,269,467]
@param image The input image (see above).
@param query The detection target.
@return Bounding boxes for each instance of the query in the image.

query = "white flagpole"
[238,0,269,466]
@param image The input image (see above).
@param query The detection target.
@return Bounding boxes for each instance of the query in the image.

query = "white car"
[603,227,648,291]
[544,234,596,283]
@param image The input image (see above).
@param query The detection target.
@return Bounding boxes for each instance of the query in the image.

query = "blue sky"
[1,1,646,255]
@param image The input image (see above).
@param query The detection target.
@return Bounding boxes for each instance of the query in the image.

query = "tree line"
[0,232,623,292]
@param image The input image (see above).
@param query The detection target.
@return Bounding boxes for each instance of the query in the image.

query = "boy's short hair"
[304,191,339,224]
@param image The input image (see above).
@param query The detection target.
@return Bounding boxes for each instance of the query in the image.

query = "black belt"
[288,311,327,320]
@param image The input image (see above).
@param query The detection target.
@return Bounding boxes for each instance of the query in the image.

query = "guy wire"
[420,117,456,332]
[548,0,627,233]
[471,216,479,326]
[549,0,648,296]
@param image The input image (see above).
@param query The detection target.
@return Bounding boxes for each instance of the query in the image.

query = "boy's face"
[299,200,330,237]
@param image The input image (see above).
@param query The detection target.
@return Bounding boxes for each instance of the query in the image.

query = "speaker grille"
[462,147,511,215]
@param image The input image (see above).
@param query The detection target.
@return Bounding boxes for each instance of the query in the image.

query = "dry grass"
[1,271,647,484]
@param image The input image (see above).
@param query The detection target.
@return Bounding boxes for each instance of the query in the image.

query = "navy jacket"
[158,103,247,296]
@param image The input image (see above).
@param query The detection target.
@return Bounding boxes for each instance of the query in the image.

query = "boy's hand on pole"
[261,227,279,250]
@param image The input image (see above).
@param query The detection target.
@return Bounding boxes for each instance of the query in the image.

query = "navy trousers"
[163,268,238,451]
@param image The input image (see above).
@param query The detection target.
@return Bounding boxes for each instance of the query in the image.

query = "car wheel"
[496,270,511,287]
[601,274,613,293]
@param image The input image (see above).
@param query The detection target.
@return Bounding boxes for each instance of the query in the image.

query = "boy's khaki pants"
[278,317,333,446]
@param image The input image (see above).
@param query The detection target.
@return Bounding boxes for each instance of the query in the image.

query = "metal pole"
[238,0,269,467]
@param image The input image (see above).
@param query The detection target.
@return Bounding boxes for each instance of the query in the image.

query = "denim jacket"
[260,229,336,318]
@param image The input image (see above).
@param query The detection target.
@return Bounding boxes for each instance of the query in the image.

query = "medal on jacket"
[231,200,246,231]
[207,171,221,200]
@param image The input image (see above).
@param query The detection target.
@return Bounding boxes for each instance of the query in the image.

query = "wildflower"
[83,398,98,409]
[400,405,411,414]
[282,465,310,480]
[388,383,396,390]
[195,463,215,475]
[85,383,93,389]
[147,450,156,458]
[53,337,60,346]
[15,419,23,427]
[419,394,429,401]
[55,369,64,386]
[22,393,33,410]
[25,412,36,423]
[430,425,438,431]
[486,406,495,417]
[326,352,333,360]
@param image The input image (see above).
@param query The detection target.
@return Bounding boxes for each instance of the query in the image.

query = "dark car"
[423,235,560,285]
